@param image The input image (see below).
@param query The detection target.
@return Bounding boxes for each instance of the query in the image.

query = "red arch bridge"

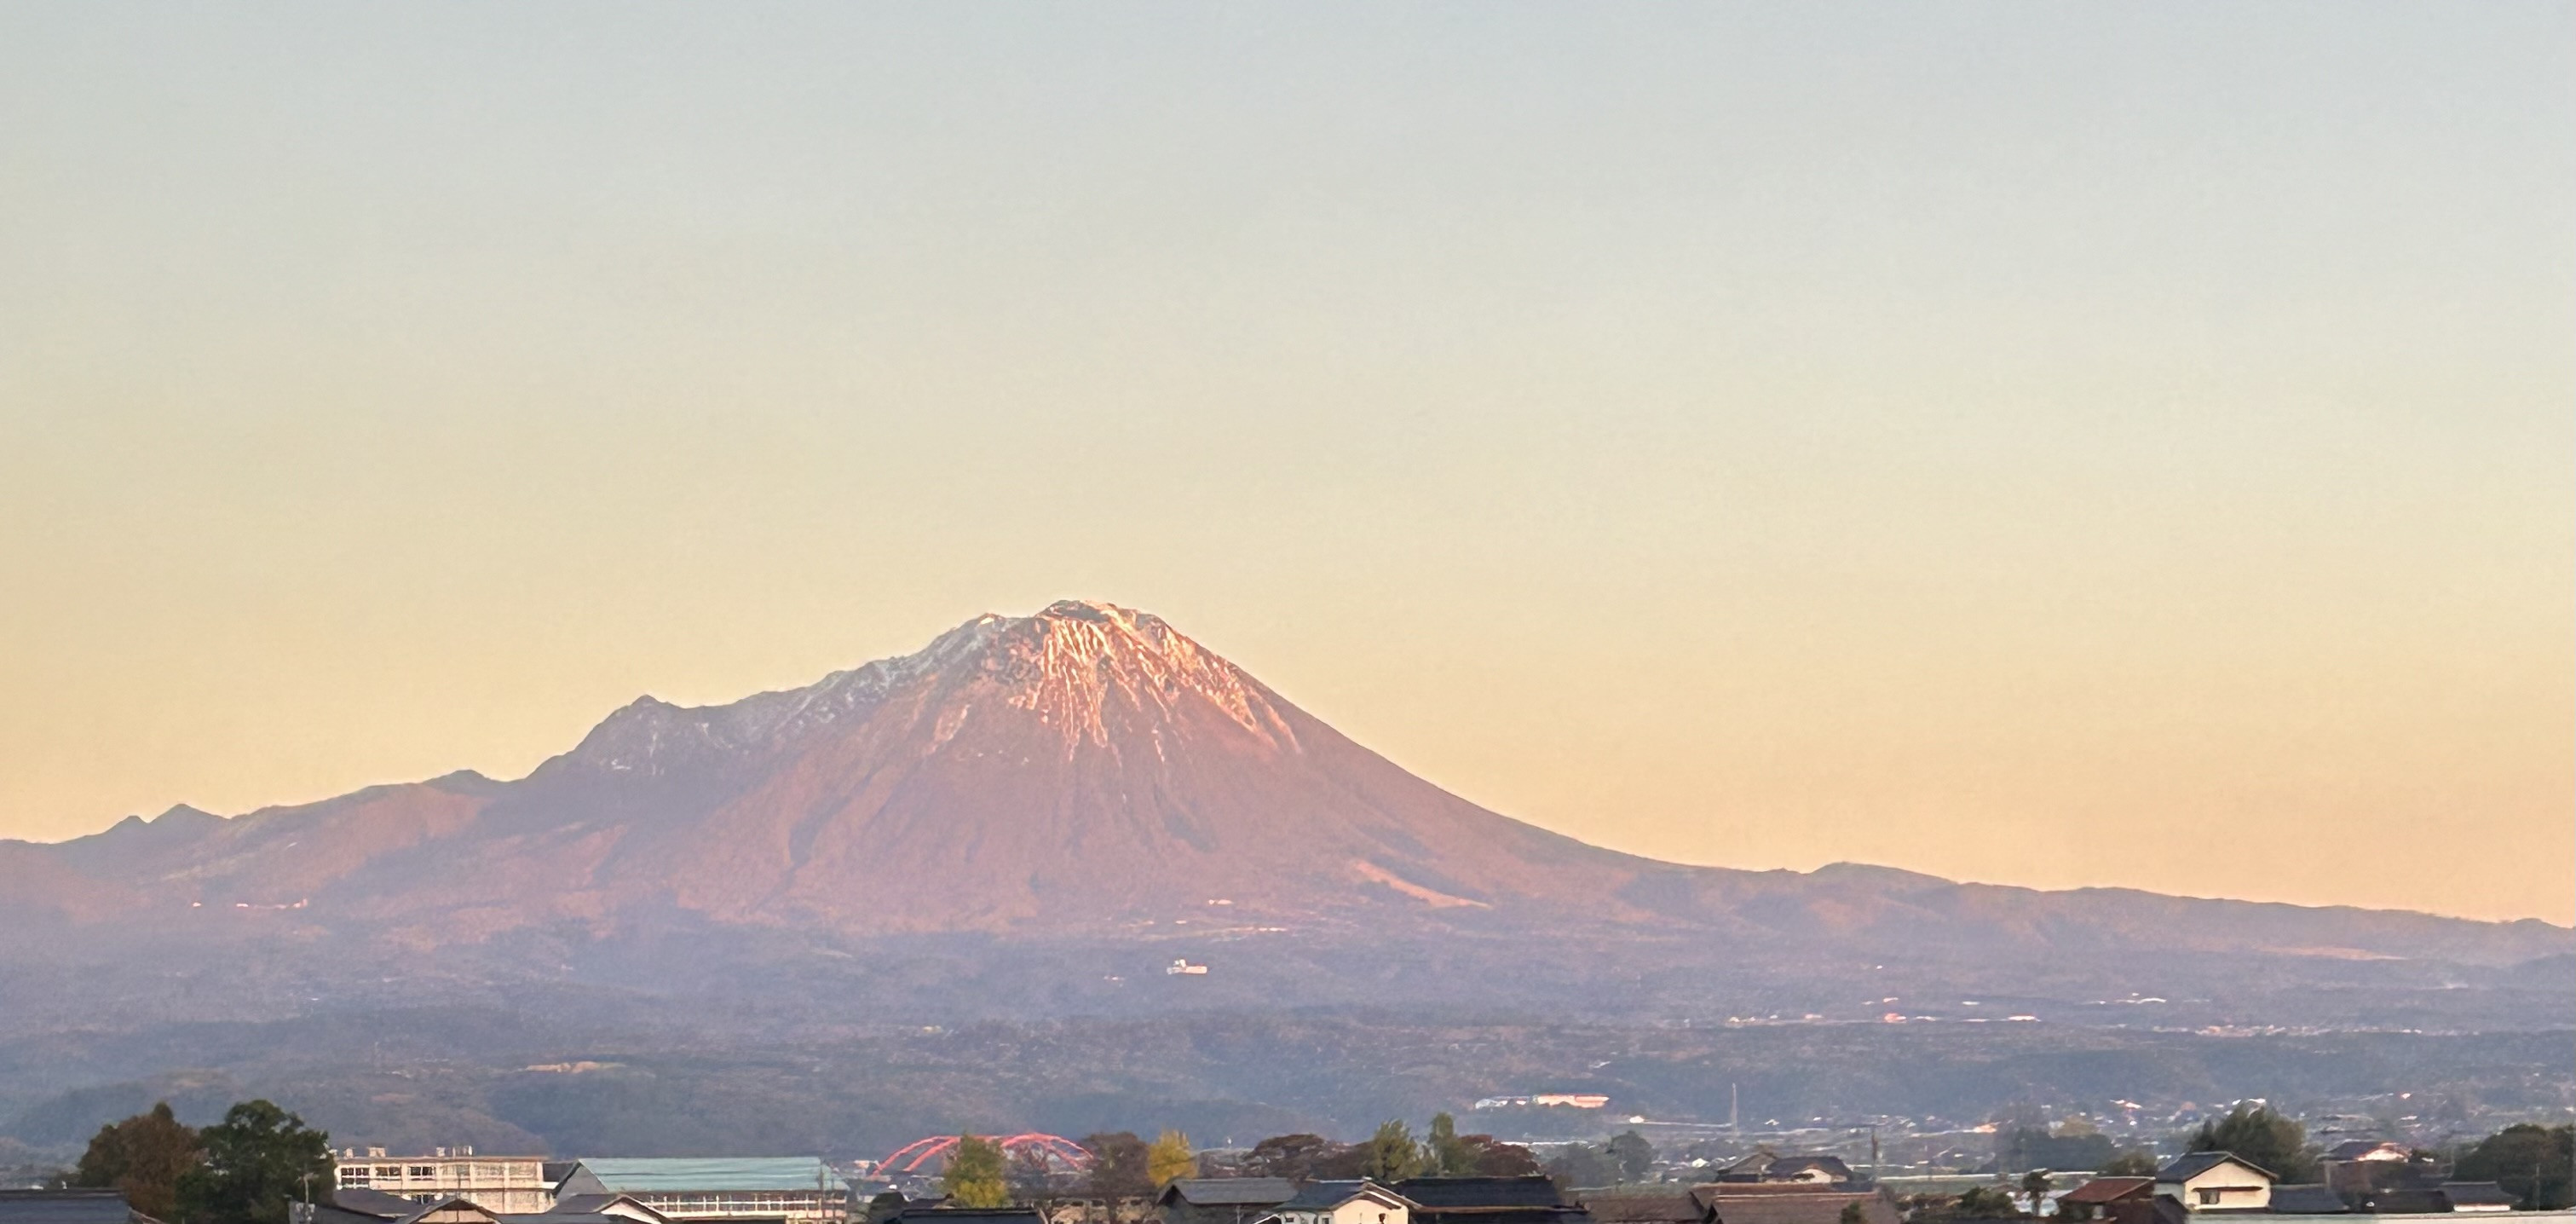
[878,1134,1096,1175]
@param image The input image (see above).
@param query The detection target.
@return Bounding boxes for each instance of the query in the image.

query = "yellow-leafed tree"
[1147,1130,1197,1186]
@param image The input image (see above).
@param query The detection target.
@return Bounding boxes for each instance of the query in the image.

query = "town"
[5,1099,2567,1224]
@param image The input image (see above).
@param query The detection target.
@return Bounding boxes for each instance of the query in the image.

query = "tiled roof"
[0,1192,146,1224]
[2438,1183,2515,1209]
[2060,1179,2152,1205]
[1700,1192,1893,1224]
[2157,1154,2275,1185]
[1395,1180,1566,1210]
[1164,1181,1299,1207]
[1278,1182,1404,1211]
[333,1188,433,1219]
[2264,1185,2347,1215]
[1582,1194,1705,1224]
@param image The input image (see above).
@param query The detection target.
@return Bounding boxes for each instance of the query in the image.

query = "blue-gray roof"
[569,1159,847,1192]
[2156,1153,2274,1184]
[1164,1181,1298,1207]
[0,1192,146,1224]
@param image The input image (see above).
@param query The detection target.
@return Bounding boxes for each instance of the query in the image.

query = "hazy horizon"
[3,3,2569,924]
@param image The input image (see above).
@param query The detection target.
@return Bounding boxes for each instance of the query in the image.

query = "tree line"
[913,1114,1560,1210]
[66,1100,334,1224]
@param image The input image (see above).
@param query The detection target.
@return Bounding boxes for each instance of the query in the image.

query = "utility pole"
[1869,1125,1880,1186]
[1731,1084,1739,1135]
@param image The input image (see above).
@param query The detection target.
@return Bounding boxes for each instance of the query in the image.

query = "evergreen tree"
[175,1100,331,1224]
[74,1102,203,1223]
[2454,1124,2573,1210]
[1427,1114,1477,1177]
[942,1135,1009,1209]
[1362,1122,1423,1182]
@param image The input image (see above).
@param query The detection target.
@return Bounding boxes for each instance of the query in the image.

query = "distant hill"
[9,600,2563,966]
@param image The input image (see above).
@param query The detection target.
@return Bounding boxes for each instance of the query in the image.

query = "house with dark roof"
[2320,1145,2406,1166]
[1391,1178,1587,1224]
[2156,1154,2277,1214]
[1685,1186,1897,1224]
[1253,1182,1413,1224]
[2433,1182,2515,1214]
[1158,1179,1299,1224]
[2261,1186,2346,1215]
[0,1190,164,1224]
[1745,1160,1853,1188]
[885,1208,1046,1224]
[1579,1195,1711,1224]
[2056,1177,2153,1224]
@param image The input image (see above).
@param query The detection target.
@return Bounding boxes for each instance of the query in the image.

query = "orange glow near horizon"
[1,5,2568,924]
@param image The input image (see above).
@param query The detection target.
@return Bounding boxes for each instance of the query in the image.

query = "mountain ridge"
[5,599,2565,976]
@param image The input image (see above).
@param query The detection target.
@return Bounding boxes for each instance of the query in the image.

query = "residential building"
[305,1186,673,1224]
[1577,1195,1711,1224]
[885,1208,1046,1224]
[1392,1178,1588,1224]
[1159,1180,1299,1224]
[2434,1183,2516,1214]
[555,1159,850,1224]
[1256,1182,1411,1224]
[0,1190,164,1224]
[2155,1154,2276,1214]
[1685,1186,1898,1224]
[2260,1186,2346,1216]
[1712,1156,1857,1186]
[2056,1177,2153,1224]
[333,1149,555,1214]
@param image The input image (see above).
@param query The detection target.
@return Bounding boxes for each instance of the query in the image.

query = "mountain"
[3,599,2566,1011]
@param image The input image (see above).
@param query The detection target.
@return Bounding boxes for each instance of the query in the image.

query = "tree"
[2182,1104,2308,1180]
[175,1100,331,1224]
[1244,1135,1344,1181]
[1461,1135,1541,1177]
[862,1192,908,1224]
[1082,1133,1154,1200]
[1605,1131,1656,1184]
[2018,1172,2051,1214]
[74,1102,203,1223]
[1427,1113,1477,1177]
[2100,1152,2159,1178]
[942,1135,1009,1209]
[1147,1131,1197,1186]
[1542,1144,1616,1192]
[1362,1122,1423,1182]
[1952,1187,2021,1219]
[2453,1123,2573,1210]
[1838,1204,1868,1224]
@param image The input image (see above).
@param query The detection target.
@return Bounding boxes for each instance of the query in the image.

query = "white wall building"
[333,1148,554,1214]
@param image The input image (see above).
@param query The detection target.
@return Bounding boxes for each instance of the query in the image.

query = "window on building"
[341,1169,372,1185]
[2197,1191,2223,1206]
[377,1167,403,1180]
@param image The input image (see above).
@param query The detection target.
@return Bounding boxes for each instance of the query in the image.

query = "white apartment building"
[333,1147,556,1214]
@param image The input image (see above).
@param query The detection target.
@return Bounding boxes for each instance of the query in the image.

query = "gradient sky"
[3,3,2568,924]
